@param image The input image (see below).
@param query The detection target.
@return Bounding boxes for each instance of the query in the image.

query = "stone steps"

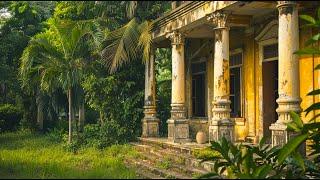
[131,142,215,172]
[126,141,216,179]
[126,158,191,179]
[125,160,165,179]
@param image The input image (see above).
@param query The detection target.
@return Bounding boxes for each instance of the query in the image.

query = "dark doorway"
[262,60,278,141]
[192,73,205,117]
[191,61,206,117]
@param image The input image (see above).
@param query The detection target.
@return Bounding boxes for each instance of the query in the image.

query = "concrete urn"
[196,131,207,144]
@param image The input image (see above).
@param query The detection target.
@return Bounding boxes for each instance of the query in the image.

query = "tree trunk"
[78,100,85,132]
[36,91,44,131]
[99,111,104,125]
[68,88,73,144]
[37,102,44,131]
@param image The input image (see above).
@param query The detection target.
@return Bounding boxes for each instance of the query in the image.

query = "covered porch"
[141,1,311,146]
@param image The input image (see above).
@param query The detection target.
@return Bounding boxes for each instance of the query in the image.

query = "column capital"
[166,30,185,45]
[277,1,297,7]
[277,1,297,15]
[207,11,229,30]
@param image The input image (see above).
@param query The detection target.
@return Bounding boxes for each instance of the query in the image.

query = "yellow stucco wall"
[299,27,315,123]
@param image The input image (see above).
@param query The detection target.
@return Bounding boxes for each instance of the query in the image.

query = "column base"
[209,119,235,143]
[142,117,160,138]
[167,119,191,143]
[270,123,306,156]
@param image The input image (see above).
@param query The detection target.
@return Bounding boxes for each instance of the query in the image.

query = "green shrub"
[46,128,65,143]
[83,120,129,150]
[0,104,23,132]
[193,147,220,160]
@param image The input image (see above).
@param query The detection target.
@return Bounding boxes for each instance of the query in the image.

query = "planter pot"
[196,131,207,144]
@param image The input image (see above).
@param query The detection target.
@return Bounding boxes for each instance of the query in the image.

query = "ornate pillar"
[270,1,302,147]
[166,31,190,143]
[208,12,234,143]
[142,47,160,137]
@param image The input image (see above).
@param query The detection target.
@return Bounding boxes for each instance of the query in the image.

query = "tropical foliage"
[0,1,172,146]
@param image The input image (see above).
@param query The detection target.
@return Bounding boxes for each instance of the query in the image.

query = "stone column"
[142,47,160,137]
[207,12,234,143]
[166,31,190,143]
[270,1,302,147]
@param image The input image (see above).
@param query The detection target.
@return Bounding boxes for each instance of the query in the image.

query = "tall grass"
[0,130,138,179]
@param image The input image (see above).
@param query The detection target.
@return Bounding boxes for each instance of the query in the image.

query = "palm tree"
[20,18,102,143]
[101,18,153,73]
[99,1,171,73]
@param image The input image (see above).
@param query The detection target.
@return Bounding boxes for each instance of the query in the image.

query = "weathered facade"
[141,1,320,147]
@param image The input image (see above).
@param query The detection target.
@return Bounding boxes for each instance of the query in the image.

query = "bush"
[46,128,65,143]
[0,104,23,132]
[83,120,129,150]
[62,132,83,154]
[58,120,132,153]
[193,147,220,160]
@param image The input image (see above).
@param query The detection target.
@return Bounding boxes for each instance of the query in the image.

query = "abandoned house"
[140,1,320,147]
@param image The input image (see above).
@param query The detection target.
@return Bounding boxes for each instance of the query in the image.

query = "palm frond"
[138,21,153,63]
[101,18,140,73]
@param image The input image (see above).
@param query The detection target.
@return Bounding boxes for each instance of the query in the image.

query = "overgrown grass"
[192,147,220,160]
[0,130,138,179]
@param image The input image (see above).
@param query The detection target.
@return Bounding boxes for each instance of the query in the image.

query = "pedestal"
[142,105,159,138]
[270,122,305,156]
[209,119,234,142]
[142,117,160,138]
[167,119,191,143]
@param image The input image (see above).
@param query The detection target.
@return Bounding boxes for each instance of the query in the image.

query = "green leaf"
[305,33,320,46]
[289,111,303,128]
[292,150,305,171]
[259,136,267,148]
[303,122,320,130]
[300,15,316,24]
[286,122,301,132]
[315,64,320,70]
[257,165,273,178]
[307,89,320,96]
[197,172,220,179]
[301,24,318,29]
[318,7,320,21]
[277,133,308,165]
[253,164,272,178]
[294,48,320,55]
[305,102,320,116]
